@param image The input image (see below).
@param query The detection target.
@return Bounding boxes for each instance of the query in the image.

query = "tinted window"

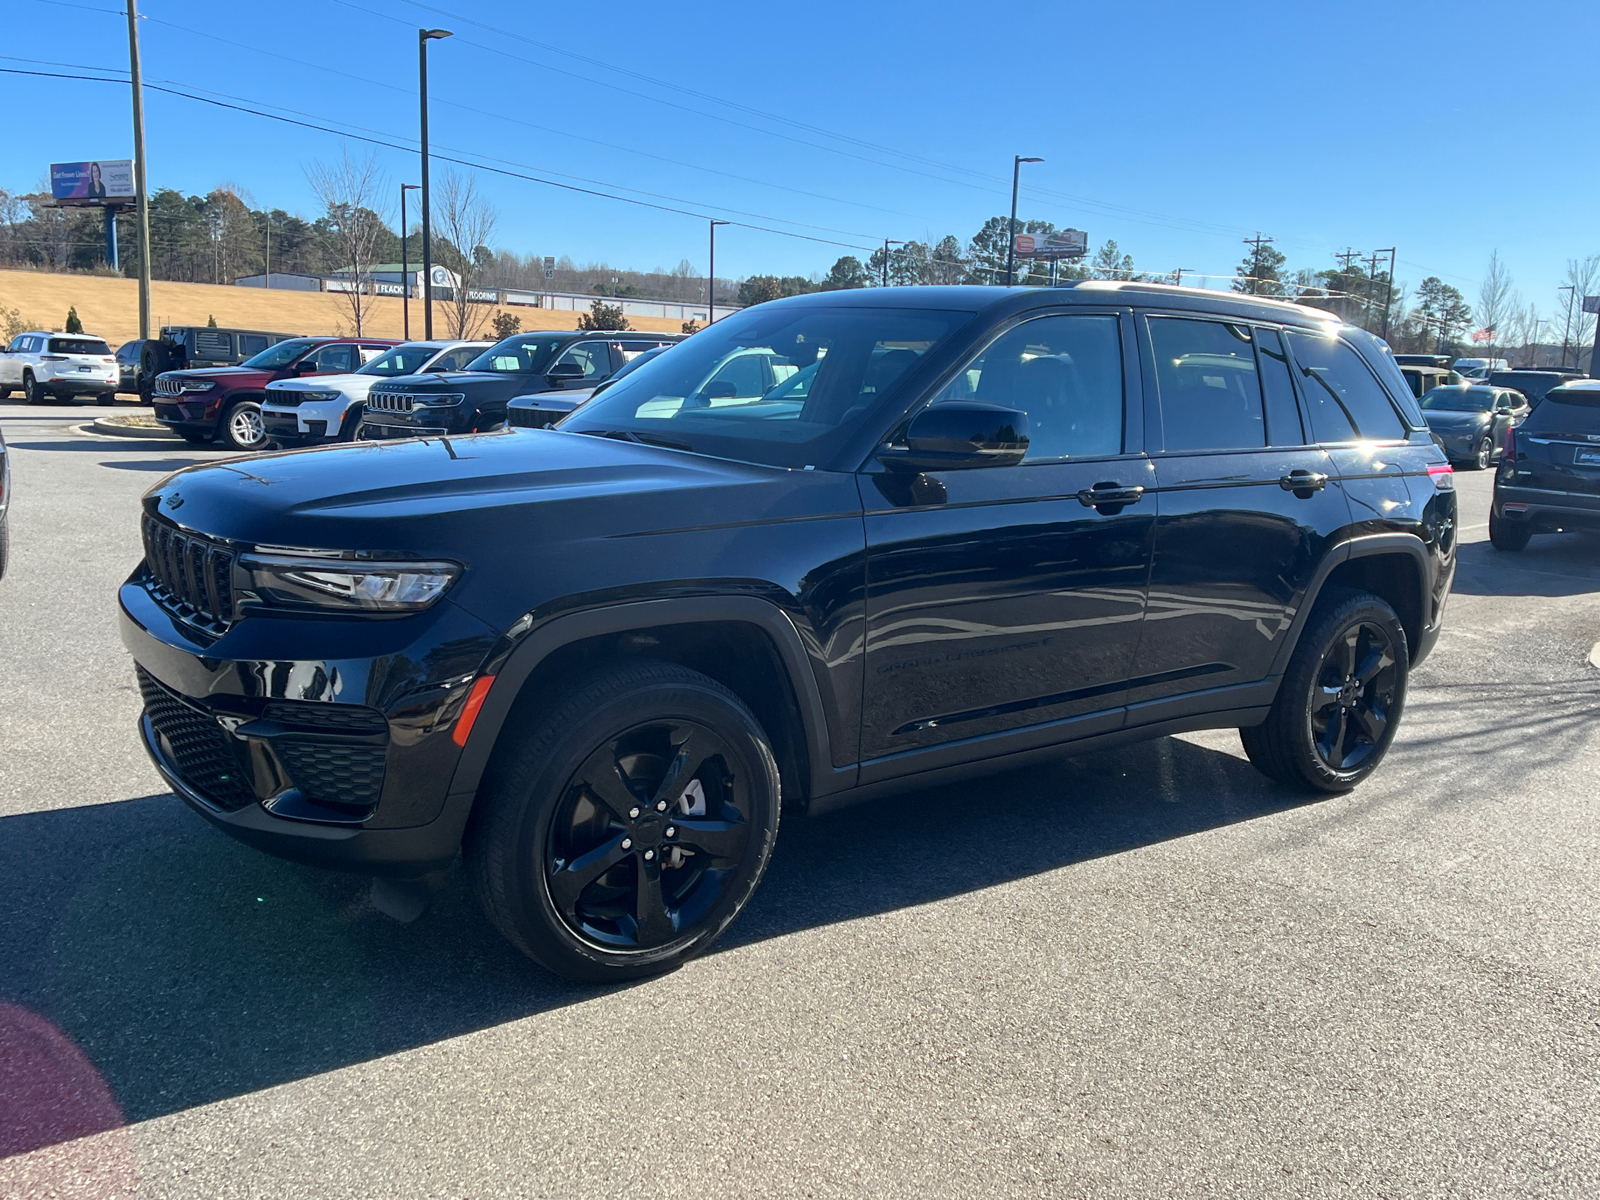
[308,344,356,373]
[242,338,324,369]
[48,338,111,355]
[1522,390,1600,435]
[1285,331,1406,441]
[933,314,1123,460]
[1149,318,1264,451]
[471,336,568,374]
[117,341,141,364]
[555,341,614,380]
[238,334,268,357]
[1255,327,1305,446]
[566,305,967,470]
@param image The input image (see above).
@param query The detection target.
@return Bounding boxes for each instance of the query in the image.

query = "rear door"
[1125,315,1349,712]
[1511,390,1600,499]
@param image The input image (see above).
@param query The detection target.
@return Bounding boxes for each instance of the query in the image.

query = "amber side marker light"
[453,676,496,747]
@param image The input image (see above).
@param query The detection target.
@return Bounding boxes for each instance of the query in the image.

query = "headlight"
[179,380,215,393]
[298,390,343,402]
[240,552,461,613]
[417,393,468,407]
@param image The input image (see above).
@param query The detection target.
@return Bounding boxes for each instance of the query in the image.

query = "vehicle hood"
[168,366,271,381]
[267,372,368,394]
[141,428,824,555]
[371,371,519,391]
[1421,410,1491,426]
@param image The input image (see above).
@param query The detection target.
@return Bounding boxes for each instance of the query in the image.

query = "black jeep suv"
[360,330,682,439]
[121,285,1455,981]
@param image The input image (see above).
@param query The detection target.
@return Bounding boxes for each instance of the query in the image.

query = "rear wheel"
[1472,435,1493,470]
[96,391,117,404]
[1241,588,1408,793]
[23,372,46,405]
[219,400,267,451]
[467,660,780,982]
[1489,508,1531,551]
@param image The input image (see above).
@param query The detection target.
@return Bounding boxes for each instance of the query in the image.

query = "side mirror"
[703,381,738,399]
[879,402,1030,471]
[546,362,586,386]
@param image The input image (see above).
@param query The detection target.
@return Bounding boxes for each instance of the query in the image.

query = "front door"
[1125,316,1351,714]
[859,310,1155,779]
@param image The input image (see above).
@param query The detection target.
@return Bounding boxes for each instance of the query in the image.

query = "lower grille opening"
[274,740,387,809]
[137,667,256,810]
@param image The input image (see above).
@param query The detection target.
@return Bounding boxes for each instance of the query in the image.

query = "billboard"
[50,160,135,205]
[1013,228,1088,260]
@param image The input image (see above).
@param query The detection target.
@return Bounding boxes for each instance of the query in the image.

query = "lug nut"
[665,826,676,838]
[621,838,633,850]
[656,800,668,812]
[644,850,655,861]
[629,807,640,819]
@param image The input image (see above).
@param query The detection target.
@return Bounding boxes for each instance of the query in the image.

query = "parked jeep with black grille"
[123,283,1455,981]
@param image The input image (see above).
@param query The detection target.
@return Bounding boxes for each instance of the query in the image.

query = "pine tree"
[64,306,83,333]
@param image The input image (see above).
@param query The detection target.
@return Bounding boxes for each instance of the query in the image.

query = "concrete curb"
[88,416,186,441]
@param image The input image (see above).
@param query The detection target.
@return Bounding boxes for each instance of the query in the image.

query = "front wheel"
[1489,508,1531,551]
[219,400,267,451]
[1241,588,1408,793]
[1472,436,1493,470]
[467,660,780,982]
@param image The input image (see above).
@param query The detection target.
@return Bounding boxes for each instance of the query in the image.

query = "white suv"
[261,340,489,448]
[0,331,119,404]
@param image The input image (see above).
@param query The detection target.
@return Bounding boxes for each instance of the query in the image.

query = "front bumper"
[358,415,454,439]
[262,409,332,447]
[1494,483,1600,534]
[120,576,500,873]
[154,397,221,433]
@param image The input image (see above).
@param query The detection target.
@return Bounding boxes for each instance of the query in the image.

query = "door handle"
[1279,469,1329,497]
[1077,483,1145,512]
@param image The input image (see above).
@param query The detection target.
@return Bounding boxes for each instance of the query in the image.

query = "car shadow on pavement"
[0,735,1307,1142]
[1450,533,1600,597]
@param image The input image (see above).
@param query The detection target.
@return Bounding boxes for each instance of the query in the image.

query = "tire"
[0,387,11,400]
[23,372,47,405]
[337,406,364,441]
[0,516,9,582]
[466,660,781,982]
[1472,436,1493,470]
[1489,508,1532,552]
[1241,588,1408,794]
[96,391,117,404]
[219,399,267,451]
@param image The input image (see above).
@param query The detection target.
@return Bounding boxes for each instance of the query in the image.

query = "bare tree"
[1476,250,1515,366]
[1561,254,1600,371]
[433,168,499,340]
[305,148,389,336]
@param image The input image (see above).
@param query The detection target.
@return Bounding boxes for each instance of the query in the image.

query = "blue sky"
[5,0,1597,318]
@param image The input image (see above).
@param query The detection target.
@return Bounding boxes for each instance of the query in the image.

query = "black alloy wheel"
[1473,435,1493,470]
[546,720,751,951]
[1241,588,1409,793]
[467,660,779,981]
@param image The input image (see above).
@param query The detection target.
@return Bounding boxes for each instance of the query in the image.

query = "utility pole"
[401,183,420,340]
[1243,233,1274,295]
[1559,284,1576,369]
[125,0,152,340]
[1171,267,1192,288]
[263,214,271,289]
[881,239,903,287]
[419,28,452,340]
[1004,155,1043,286]
[1364,250,1384,329]
[708,220,728,322]
[1375,247,1396,340]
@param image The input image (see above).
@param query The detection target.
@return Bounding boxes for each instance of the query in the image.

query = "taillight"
[39,354,66,361]
[1500,425,1517,463]
[1426,461,1454,490]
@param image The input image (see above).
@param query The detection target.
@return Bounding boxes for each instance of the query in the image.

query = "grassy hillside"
[0,269,684,348]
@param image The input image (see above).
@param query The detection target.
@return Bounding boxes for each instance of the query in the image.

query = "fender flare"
[446,596,847,802]
[1268,533,1432,676]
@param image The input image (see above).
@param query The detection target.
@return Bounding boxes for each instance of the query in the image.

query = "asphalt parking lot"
[2,400,1598,1199]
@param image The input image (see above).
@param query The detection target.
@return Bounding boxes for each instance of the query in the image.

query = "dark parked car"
[359,331,683,440]
[1398,363,1460,398]
[130,325,301,402]
[153,336,397,451]
[1491,379,1600,550]
[1418,384,1528,469]
[1485,368,1585,408]
[122,284,1455,982]
[506,343,675,429]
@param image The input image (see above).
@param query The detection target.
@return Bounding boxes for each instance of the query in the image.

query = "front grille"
[154,376,185,396]
[264,389,303,408]
[263,701,388,734]
[137,667,256,810]
[366,390,414,413]
[141,514,236,633]
[274,740,387,809]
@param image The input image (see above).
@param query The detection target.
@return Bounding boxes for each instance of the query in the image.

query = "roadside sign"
[50,160,135,205]
[1013,228,1088,260]
[1583,295,1600,315]
[543,255,556,281]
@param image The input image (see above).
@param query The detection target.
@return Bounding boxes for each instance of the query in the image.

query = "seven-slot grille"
[154,376,186,396]
[366,390,416,413]
[141,514,235,632]
[264,387,304,407]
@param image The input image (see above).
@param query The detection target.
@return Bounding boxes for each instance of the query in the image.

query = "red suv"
[153,336,398,450]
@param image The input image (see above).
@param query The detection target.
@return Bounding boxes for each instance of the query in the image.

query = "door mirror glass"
[547,362,586,380]
[883,401,1030,470]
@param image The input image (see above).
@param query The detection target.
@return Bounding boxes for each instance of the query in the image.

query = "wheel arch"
[449,597,845,812]
[1272,534,1430,673]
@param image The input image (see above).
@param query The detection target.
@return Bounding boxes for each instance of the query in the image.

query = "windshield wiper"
[575,428,696,453]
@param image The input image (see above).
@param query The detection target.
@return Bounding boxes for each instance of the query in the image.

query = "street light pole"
[1559,284,1576,369]
[419,28,452,340]
[1374,247,1397,340]
[881,239,903,287]
[125,0,152,340]
[1005,155,1043,286]
[708,220,728,322]
[401,183,420,340]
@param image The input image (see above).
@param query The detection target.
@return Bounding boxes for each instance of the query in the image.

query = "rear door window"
[1284,330,1406,442]
[1148,317,1264,451]
[238,334,269,357]
[1255,327,1305,446]
[308,344,357,373]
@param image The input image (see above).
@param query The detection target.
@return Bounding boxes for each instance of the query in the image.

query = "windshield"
[241,338,323,369]
[467,335,570,374]
[48,337,111,355]
[358,344,446,377]
[562,305,970,469]
[1420,387,1494,412]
